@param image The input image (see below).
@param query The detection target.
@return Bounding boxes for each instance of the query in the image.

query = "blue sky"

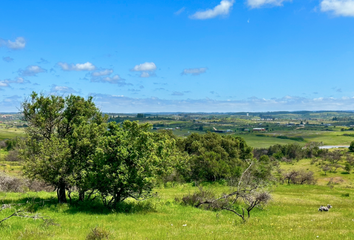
[1,0,354,112]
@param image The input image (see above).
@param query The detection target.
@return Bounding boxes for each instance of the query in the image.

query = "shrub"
[344,163,352,173]
[0,174,25,192]
[349,141,354,152]
[5,150,21,162]
[86,227,110,240]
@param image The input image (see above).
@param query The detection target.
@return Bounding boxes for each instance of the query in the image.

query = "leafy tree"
[344,163,352,173]
[178,132,253,181]
[20,92,106,203]
[89,121,174,207]
[349,141,354,152]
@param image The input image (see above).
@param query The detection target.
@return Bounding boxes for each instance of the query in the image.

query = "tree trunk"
[79,190,85,202]
[57,178,67,203]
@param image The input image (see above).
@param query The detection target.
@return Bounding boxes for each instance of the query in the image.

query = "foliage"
[89,121,174,207]
[20,92,107,203]
[177,132,253,181]
[344,163,352,173]
[349,141,354,152]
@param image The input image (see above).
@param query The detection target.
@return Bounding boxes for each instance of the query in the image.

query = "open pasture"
[0,183,353,240]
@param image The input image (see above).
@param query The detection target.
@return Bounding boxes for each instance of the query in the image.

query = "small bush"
[4,150,21,162]
[0,174,52,193]
[180,187,216,207]
[341,193,350,197]
[0,174,24,192]
[86,227,110,240]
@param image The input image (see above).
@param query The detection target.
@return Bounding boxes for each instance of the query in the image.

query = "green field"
[0,183,353,239]
[1,119,354,239]
[235,130,354,148]
[0,126,24,141]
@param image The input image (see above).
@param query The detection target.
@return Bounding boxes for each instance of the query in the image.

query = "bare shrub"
[0,174,25,192]
[0,174,52,193]
[180,161,272,222]
[86,227,110,240]
[26,179,53,192]
[0,141,6,149]
[181,187,216,207]
[5,150,21,162]
[283,170,316,185]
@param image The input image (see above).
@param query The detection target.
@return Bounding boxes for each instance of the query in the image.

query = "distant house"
[253,128,266,131]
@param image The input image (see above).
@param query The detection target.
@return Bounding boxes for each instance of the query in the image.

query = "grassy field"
[237,129,354,148]
[0,125,354,239]
[0,126,24,141]
[0,183,353,240]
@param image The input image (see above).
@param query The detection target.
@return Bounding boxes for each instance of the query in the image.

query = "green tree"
[349,141,354,152]
[344,163,352,173]
[20,92,107,203]
[178,132,253,181]
[89,121,174,207]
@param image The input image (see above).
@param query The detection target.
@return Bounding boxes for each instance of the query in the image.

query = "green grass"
[0,127,24,141]
[0,182,353,239]
[235,129,354,148]
[235,134,302,148]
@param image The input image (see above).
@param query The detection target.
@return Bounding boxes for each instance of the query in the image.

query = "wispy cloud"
[58,62,96,71]
[190,0,234,20]
[131,62,157,78]
[0,95,22,111]
[37,58,49,64]
[50,85,77,94]
[0,81,10,89]
[247,0,290,8]
[182,67,207,76]
[2,56,14,62]
[0,37,26,50]
[91,69,113,77]
[18,65,46,77]
[175,7,186,15]
[320,0,354,17]
[91,74,130,86]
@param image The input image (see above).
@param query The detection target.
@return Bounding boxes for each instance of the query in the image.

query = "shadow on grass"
[0,194,157,215]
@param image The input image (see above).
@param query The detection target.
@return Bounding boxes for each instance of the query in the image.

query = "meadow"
[0,182,353,239]
[0,117,354,239]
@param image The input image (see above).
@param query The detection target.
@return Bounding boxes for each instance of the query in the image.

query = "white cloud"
[247,0,290,8]
[131,62,157,78]
[132,62,157,72]
[140,72,151,78]
[91,69,113,77]
[58,62,96,71]
[190,0,234,20]
[0,37,26,50]
[50,85,77,94]
[182,68,208,76]
[18,65,47,77]
[175,7,186,15]
[320,0,354,17]
[0,81,10,88]
[90,74,130,86]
